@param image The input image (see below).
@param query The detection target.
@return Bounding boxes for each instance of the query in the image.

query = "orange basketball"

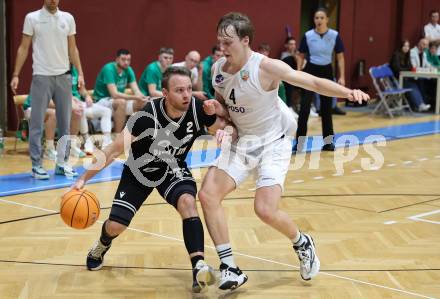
[60,189,100,229]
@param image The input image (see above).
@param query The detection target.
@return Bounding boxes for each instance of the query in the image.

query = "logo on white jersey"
[215,74,224,84]
[240,69,249,81]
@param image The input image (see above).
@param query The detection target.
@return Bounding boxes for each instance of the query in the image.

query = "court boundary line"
[2,193,440,224]
[408,209,440,225]
[1,259,440,273]
[0,198,435,299]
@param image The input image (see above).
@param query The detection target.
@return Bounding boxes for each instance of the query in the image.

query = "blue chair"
[369,64,413,117]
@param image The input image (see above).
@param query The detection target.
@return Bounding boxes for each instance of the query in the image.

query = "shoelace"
[64,166,73,172]
[296,243,312,263]
[34,166,47,174]
[89,242,107,258]
[222,268,233,279]
[297,249,310,261]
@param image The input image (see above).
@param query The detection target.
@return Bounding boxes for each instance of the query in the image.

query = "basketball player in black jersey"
[71,66,226,293]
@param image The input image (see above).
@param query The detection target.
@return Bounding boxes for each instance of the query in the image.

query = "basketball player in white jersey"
[198,12,369,291]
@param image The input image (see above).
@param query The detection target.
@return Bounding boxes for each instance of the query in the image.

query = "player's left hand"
[203,99,217,115]
[347,89,370,104]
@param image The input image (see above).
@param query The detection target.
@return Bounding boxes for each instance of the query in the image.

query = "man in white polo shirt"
[10,0,85,179]
[424,10,440,57]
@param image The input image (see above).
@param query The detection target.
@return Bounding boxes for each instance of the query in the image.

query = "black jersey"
[124,97,216,182]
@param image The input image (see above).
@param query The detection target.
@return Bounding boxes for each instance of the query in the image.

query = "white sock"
[216,243,236,268]
[46,140,55,150]
[292,229,305,246]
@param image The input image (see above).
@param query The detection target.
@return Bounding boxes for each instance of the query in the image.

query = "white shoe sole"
[301,256,320,280]
[32,172,50,180]
[194,266,215,293]
[300,235,320,280]
[218,273,248,291]
[88,263,103,271]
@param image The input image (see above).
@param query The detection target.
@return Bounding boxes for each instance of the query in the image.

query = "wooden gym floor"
[0,111,439,298]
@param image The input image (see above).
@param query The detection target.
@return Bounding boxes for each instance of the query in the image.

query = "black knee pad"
[109,205,134,227]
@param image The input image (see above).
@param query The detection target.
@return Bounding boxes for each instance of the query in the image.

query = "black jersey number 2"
[229,89,236,105]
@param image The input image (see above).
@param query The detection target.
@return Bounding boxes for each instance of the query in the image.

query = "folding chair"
[369,64,413,117]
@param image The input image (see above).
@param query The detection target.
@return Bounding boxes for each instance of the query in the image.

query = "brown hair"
[159,47,174,55]
[162,66,191,90]
[217,12,255,44]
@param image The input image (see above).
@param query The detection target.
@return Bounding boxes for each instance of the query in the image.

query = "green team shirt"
[93,62,136,101]
[139,61,162,96]
[202,55,214,99]
[426,49,440,69]
[71,64,81,99]
[23,95,32,111]
[278,82,287,103]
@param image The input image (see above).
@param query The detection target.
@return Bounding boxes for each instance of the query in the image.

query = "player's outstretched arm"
[71,129,134,190]
[261,58,370,104]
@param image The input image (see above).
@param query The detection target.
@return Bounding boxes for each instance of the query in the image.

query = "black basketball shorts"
[109,164,197,226]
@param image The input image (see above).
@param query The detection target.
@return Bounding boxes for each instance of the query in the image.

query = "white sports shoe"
[309,107,319,118]
[43,148,57,160]
[293,233,320,280]
[218,263,248,291]
[83,138,94,155]
[418,103,431,112]
[102,135,113,148]
[71,145,86,158]
[192,260,216,293]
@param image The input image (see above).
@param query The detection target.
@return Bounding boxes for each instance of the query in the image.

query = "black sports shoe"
[322,143,336,151]
[218,263,248,291]
[192,260,216,293]
[86,240,111,270]
[332,106,347,115]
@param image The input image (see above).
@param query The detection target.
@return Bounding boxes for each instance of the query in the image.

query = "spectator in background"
[425,42,439,109]
[10,0,85,179]
[390,40,430,112]
[257,43,289,105]
[296,7,346,152]
[426,42,440,69]
[202,45,223,99]
[22,95,89,159]
[93,49,147,134]
[409,38,433,107]
[22,96,58,161]
[139,47,174,97]
[281,37,300,109]
[71,64,113,153]
[410,38,430,68]
[280,37,297,60]
[173,50,207,100]
[424,10,440,58]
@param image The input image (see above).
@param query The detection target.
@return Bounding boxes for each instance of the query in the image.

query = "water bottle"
[0,128,4,157]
